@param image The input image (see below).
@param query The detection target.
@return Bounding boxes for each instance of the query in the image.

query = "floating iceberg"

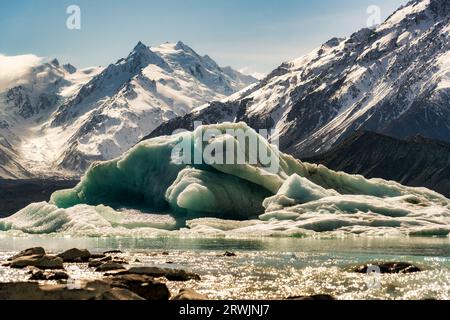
[1,122,449,237]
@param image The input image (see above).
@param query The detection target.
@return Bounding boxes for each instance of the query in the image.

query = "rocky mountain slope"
[0,42,256,177]
[149,0,450,161]
[304,131,450,198]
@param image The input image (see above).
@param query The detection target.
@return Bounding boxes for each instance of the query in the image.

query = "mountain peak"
[132,41,149,53]
[50,58,60,67]
[124,41,167,68]
[175,41,195,54]
[63,63,77,74]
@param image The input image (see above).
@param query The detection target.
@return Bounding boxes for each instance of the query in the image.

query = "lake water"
[0,235,449,300]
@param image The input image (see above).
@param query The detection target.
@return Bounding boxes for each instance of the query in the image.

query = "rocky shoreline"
[0,247,426,300]
[0,247,207,300]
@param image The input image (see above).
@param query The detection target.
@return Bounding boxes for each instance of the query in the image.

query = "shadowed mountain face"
[0,179,79,217]
[304,131,450,198]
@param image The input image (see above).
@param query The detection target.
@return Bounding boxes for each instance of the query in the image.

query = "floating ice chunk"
[1,122,449,238]
[0,202,176,236]
[263,174,339,212]
[51,133,189,210]
[166,168,270,218]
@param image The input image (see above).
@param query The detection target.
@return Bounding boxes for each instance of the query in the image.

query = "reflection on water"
[0,235,449,256]
[0,236,449,300]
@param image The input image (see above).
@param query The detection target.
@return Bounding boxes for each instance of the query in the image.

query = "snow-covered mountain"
[150,0,450,159]
[0,58,102,178]
[0,42,256,177]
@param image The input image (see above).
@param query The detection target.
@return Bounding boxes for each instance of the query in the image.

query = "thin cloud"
[0,53,42,92]
[238,67,266,80]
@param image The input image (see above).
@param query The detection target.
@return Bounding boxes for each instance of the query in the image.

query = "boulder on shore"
[10,255,64,270]
[171,288,209,300]
[114,266,201,281]
[108,274,171,300]
[29,269,69,281]
[98,287,146,300]
[58,248,91,263]
[0,280,111,300]
[8,247,45,261]
[286,294,336,300]
[95,262,126,272]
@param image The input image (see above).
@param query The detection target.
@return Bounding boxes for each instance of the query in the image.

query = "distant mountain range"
[304,131,450,198]
[150,0,450,158]
[1,0,449,201]
[0,42,256,178]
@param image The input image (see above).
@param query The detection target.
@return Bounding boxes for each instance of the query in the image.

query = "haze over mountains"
[0,42,256,178]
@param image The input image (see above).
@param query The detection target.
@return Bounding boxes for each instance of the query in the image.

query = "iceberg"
[1,122,449,237]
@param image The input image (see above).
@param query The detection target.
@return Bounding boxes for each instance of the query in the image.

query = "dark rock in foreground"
[58,248,91,262]
[349,262,422,274]
[287,294,336,301]
[223,251,237,257]
[10,255,64,270]
[29,268,69,281]
[98,287,145,300]
[0,247,202,300]
[103,250,123,254]
[0,275,171,300]
[0,281,111,300]
[95,262,126,272]
[8,247,45,261]
[88,259,104,268]
[108,274,171,300]
[171,288,209,300]
[114,266,201,282]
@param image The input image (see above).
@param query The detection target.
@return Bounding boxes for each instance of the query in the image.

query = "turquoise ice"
[1,122,450,237]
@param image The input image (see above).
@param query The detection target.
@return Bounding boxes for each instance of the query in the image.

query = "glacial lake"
[1,236,449,300]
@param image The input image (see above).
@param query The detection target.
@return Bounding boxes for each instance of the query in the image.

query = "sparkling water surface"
[0,236,449,300]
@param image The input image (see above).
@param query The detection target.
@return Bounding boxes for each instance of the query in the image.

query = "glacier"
[1,122,449,238]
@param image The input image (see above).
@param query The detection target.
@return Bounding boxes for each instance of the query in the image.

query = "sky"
[0,0,408,76]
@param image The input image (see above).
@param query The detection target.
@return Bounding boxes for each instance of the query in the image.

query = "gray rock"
[349,262,422,274]
[287,294,336,301]
[0,280,111,300]
[29,269,69,281]
[95,262,126,272]
[10,255,64,270]
[111,258,128,265]
[223,251,237,257]
[98,287,145,300]
[103,250,123,254]
[8,247,45,261]
[88,259,104,268]
[58,248,91,262]
[109,274,170,300]
[117,266,201,281]
[171,288,209,300]
[90,254,107,259]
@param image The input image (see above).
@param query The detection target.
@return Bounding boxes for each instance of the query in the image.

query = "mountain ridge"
[149,0,450,160]
[303,130,450,198]
[0,42,257,177]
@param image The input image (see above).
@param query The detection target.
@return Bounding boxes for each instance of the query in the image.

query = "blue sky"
[0,0,407,75]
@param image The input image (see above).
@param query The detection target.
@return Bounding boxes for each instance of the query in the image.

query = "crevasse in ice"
[1,123,449,237]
